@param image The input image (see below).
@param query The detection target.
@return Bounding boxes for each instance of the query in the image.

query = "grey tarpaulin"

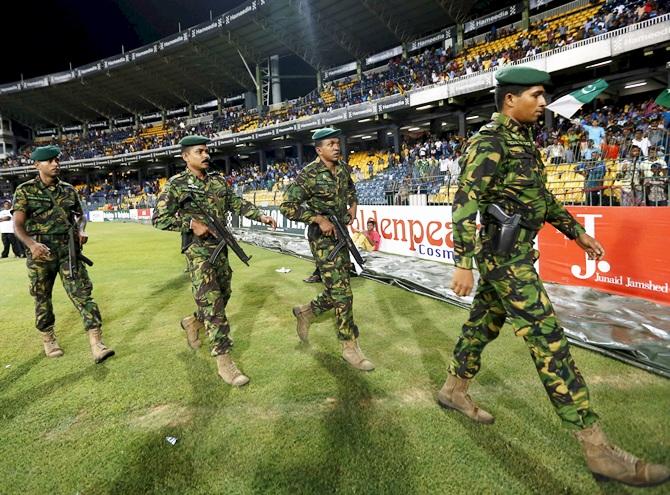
[235,229,670,379]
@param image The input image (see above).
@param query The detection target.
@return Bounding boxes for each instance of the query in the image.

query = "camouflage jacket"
[280,158,357,224]
[12,176,83,236]
[152,169,263,234]
[452,112,585,269]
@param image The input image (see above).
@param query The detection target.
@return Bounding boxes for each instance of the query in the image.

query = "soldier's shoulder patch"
[59,180,75,190]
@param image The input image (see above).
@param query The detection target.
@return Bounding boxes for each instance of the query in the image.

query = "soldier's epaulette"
[166,171,188,185]
[300,160,320,176]
[480,120,502,133]
[206,170,222,177]
[15,178,37,190]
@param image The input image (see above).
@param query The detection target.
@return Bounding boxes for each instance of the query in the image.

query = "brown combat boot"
[88,328,115,363]
[574,423,670,487]
[437,374,494,424]
[292,304,314,343]
[216,353,249,387]
[180,315,203,349]
[341,339,375,371]
[41,329,64,358]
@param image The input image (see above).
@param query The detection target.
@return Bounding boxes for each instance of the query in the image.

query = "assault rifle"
[325,214,365,267]
[180,192,252,266]
[66,213,93,280]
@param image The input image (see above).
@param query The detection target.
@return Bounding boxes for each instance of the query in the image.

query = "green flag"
[655,88,670,109]
[547,79,609,119]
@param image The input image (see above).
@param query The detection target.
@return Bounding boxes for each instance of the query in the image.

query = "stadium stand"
[0,0,668,211]
[2,0,667,170]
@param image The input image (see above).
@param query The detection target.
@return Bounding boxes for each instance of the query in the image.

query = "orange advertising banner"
[537,207,670,306]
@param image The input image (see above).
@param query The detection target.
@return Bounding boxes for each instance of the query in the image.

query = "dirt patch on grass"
[129,404,193,429]
[588,372,660,389]
[44,411,88,440]
[396,387,433,405]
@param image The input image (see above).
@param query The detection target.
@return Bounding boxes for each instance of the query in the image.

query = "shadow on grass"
[122,274,191,346]
[250,350,417,494]
[377,296,449,390]
[230,272,278,361]
[0,360,110,421]
[106,351,231,494]
[0,354,43,395]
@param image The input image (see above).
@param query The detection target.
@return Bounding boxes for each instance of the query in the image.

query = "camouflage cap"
[312,127,342,141]
[30,145,60,162]
[179,135,210,147]
[495,66,551,86]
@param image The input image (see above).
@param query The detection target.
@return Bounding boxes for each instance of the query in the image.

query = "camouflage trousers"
[26,238,102,332]
[184,242,233,355]
[309,233,358,341]
[448,250,599,428]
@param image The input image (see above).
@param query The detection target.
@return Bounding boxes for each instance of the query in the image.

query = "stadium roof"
[0,0,472,130]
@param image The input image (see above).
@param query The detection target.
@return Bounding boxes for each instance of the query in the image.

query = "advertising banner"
[408,27,456,53]
[546,39,610,72]
[236,206,306,235]
[448,72,494,98]
[23,77,49,90]
[464,3,522,33]
[0,82,22,94]
[321,108,348,125]
[130,44,159,61]
[76,62,102,78]
[365,46,403,66]
[49,71,75,85]
[537,207,670,305]
[324,62,358,80]
[410,85,449,107]
[87,210,132,222]
[377,94,410,114]
[136,208,153,222]
[611,20,670,55]
[355,205,455,263]
[346,103,376,120]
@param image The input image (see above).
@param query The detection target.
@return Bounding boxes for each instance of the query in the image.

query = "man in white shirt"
[0,200,25,258]
[640,146,667,179]
[631,129,651,156]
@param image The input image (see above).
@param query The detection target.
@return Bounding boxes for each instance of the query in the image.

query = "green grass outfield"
[1,222,668,494]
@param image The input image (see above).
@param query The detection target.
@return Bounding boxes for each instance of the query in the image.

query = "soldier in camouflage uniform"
[12,145,114,363]
[437,67,668,487]
[152,135,276,387]
[280,127,374,371]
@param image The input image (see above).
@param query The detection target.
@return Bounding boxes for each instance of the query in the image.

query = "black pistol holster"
[485,204,524,256]
[181,231,194,252]
[307,222,321,242]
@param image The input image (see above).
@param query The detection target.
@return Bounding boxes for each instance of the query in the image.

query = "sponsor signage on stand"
[538,207,670,305]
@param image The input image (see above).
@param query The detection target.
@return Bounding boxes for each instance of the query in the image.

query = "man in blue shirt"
[581,139,599,161]
[581,118,606,147]
[576,150,607,205]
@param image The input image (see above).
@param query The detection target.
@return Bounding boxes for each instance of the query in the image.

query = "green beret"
[312,127,342,141]
[30,145,60,162]
[495,66,551,86]
[179,135,210,147]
